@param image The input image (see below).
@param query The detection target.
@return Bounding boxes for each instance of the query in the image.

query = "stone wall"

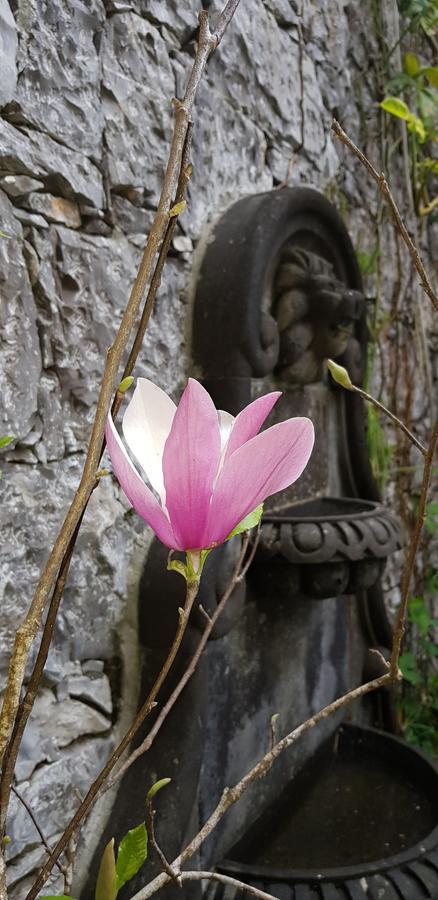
[0,0,434,896]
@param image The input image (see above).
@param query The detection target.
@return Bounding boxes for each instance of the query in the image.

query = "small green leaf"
[227,503,264,539]
[399,652,422,685]
[167,558,190,579]
[408,597,431,635]
[95,838,118,900]
[168,200,186,218]
[118,376,134,394]
[147,777,172,800]
[327,359,354,390]
[0,435,15,449]
[423,66,438,87]
[0,229,11,239]
[116,822,148,890]
[407,114,426,142]
[380,96,411,121]
[404,51,420,76]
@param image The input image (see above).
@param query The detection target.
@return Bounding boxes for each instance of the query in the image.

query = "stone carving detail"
[254,498,402,600]
[273,247,365,384]
[259,498,401,564]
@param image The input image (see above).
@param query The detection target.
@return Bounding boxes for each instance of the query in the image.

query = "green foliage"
[399,596,438,755]
[398,0,438,34]
[0,435,14,449]
[366,404,395,491]
[116,822,148,890]
[357,244,380,276]
[381,41,438,215]
[425,500,438,534]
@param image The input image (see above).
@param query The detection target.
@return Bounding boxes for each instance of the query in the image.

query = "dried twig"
[145,797,182,887]
[130,673,393,900]
[11,787,65,876]
[331,119,438,313]
[352,386,427,456]
[0,0,242,774]
[99,533,251,797]
[175,872,278,899]
[25,578,200,900]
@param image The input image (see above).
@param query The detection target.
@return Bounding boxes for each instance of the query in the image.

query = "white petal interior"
[122,378,176,506]
[217,409,235,475]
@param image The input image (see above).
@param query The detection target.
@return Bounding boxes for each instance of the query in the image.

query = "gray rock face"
[13,0,105,156]
[0,190,41,439]
[0,1,17,107]
[0,119,104,207]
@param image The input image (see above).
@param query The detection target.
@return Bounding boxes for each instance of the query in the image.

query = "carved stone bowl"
[252,497,402,600]
[210,724,438,900]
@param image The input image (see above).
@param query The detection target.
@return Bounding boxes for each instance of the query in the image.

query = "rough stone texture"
[0,0,17,107]
[0,0,435,896]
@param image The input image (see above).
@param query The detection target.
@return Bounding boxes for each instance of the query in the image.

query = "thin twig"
[11,787,65,876]
[130,673,393,900]
[352,385,427,456]
[177,872,278,899]
[0,0,242,774]
[145,798,182,887]
[99,533,251,797]
[331,119,438,313]
[0,126,196,839]
[237,524,261,581]
[25,578,200,900]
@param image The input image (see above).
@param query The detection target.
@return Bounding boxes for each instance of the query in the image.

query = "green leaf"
[423,66,438,87]
[147,777,171,800]
[404,51,420,76]
[95,838,118,900]
[41,896,75,899]
[399,652,422,685]
[407,114,426,142]
[408,597,431,635]
[227,503,263,539]
[380,96,411,120]
[116,823,148,890]
[0,435,15,449]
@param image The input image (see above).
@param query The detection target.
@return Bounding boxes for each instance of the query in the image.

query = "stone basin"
[212,724,438,900]
[253,497,402,599]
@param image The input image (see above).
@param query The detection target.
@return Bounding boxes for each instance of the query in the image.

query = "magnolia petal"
[224,392,281,463]
[162,378,221,549]
[205,417,315,546]
[105,414,180,549]
[122,378,176,505]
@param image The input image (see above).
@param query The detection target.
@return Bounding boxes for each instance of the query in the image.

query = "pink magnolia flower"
[105,378,314,552]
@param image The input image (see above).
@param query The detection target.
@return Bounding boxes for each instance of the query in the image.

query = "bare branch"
[331,119,438,313]
[130,673,393,900]
[178,871,278,899]
[11,787,65,876]
[0,0,242,772]
[25,578,200,900]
